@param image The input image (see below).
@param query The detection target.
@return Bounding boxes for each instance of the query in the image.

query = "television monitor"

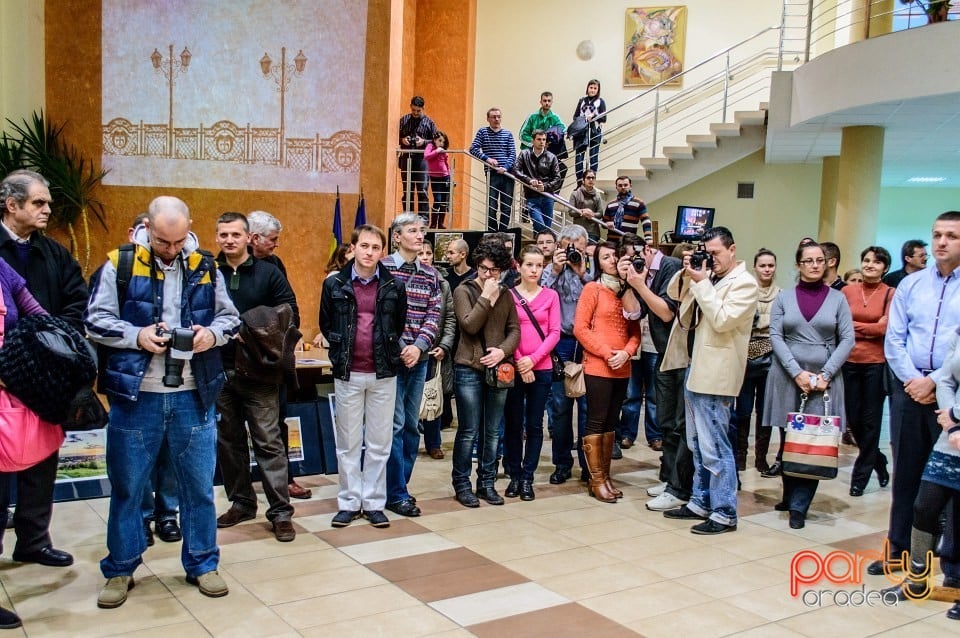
[673,205,716,242]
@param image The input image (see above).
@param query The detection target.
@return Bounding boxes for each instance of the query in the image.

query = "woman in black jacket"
[572,79,607,184]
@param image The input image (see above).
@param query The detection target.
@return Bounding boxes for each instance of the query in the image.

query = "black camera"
[565,246,583,265]
[632,255,646,273]
[689,243,714,271]
[156,326,194,388]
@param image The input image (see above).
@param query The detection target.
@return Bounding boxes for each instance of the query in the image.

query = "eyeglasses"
[477,264,502,276]
[799,258,826,266]
[584,176,596,180]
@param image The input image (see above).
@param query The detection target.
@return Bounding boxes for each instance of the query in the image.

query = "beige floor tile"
[639,545,747,579]
[594,530,702,561]
[676,560,789,596]
[527,503,626,531]
[338,532,461,564]
[104,619,221,637]
[21,595,192,638]
[246,563,387,605]
[217,533,329,565]
[12,571,171,622]
[435,517,552,546]
[300,605,458,637]
[724,624,809,638]
[776,602,921,637]
[272,583,420,629]
[628,599,768,638]
[501,546,620,581]
[540,561,665,600]
[428,581,568,626]
[579,580,713,623]
[223,547,357,584]
[413,505,519,532]
[724,582,828,621]
[467,531,583,563]
[555,516,667,544]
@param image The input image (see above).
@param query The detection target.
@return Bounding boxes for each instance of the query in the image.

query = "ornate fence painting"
[623,6,687,88]
[101,0,367,192]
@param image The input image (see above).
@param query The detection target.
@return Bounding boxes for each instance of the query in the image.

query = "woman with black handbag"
[503,246,561,501]
[732,248,781,475]
[451,241,520,508]
[840,246,893,496]
[571,80,607,185]
[762,240,854,529]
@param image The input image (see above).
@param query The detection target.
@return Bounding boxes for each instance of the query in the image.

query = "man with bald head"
[86,196,240,609]
[443,239,474,290]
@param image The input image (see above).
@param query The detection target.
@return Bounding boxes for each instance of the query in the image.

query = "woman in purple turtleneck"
[0,257,46,339]
[761,241,854,529]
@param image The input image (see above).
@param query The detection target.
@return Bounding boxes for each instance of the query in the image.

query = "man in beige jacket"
[659,227,759,534]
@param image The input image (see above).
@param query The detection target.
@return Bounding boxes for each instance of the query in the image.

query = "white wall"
[0,0,45,125]
[472,0,782,138]
[876,187,960,259]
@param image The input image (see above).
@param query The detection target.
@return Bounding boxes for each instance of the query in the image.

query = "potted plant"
[3,111,108,272]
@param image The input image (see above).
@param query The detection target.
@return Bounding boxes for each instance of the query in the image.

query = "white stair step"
[663,146,695,160]
[759,101,769,111]
[686,134,718,149]
[710,122,742,137]
[614,169,649,183]
[638,157,673,171]
[734,110,766,126]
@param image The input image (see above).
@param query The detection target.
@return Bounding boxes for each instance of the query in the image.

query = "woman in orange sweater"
[841,246,893,497]
[573,240,641,503]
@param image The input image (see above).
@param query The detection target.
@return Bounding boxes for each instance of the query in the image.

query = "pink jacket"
[424,143,450,178]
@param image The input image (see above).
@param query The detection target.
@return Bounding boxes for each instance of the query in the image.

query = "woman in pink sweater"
[503,245,560,501]
[574,240,641,503]
[423,131,451,229]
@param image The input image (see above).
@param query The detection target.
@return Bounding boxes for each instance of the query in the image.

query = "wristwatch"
[819,371,831,382]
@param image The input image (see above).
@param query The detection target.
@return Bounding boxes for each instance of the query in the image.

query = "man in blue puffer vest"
[85,196,240,609]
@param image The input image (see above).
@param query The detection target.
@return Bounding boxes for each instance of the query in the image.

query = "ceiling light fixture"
[906,176,946,183]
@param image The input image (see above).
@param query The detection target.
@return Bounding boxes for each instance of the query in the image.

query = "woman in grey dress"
[762,241,854,529]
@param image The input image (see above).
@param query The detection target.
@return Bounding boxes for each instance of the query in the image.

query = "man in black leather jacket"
[320,224,407,528]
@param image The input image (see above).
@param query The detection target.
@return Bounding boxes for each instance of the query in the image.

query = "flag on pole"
[329,186,342,260]
[354,189,366,228]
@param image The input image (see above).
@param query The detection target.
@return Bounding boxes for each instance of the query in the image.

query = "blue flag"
[355,191,366,228]
[329,187,342,260]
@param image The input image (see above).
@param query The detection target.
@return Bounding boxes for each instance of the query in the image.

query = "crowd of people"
[0,164,958,624]
[399,85,653,241]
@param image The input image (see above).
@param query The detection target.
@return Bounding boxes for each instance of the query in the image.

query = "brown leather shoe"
[620,438,634,449]
[288,481,312,500]
[216,506,255,528]
[428,448,445,459]
[272,520,296,542]
[583,434,617,503]
[649,439,663,452]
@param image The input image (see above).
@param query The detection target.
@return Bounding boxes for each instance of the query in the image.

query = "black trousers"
[842,362,888,489]
[0,449,59,554]
[656,365,693,500]
[583,375,627,436]
[887,382,960,578]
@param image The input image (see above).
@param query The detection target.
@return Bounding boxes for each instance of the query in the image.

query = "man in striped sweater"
[602,176,653,242]
[381,213,442,517]
[469,107,517,232]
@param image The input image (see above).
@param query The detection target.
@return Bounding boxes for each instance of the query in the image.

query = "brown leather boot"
[582,434,617,503]
[601,432,623,498]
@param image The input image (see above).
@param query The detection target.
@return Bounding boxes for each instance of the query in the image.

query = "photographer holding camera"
[658,227,758,535]
[86,197,240,608]
[541,225,592,484]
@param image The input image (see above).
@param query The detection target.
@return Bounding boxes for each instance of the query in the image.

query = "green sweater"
[519,110,564,149]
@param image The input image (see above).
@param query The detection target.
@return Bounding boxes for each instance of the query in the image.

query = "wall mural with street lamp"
[100,0,366,193]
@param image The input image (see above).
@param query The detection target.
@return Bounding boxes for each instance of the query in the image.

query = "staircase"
[599,104,769,205]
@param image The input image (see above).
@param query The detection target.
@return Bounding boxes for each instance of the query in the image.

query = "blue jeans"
[618,352,659,444]
[140,440,179,523]
[386,360,427,504]
[452,365,507,492]
[504,370,552,482]
[525,195,555,234]
[684,383,738,527]
[574,130,601,183]
[551,335,587,472]
[101,391,219,579]
[487,172,514,231]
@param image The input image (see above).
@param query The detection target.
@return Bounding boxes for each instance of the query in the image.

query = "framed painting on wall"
[623,6,688,88]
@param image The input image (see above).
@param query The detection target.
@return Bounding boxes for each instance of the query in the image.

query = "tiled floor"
[1,428,959,637]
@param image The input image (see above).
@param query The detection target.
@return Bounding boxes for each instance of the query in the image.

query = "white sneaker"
[646,491,687,511]
[646,482,667,497]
